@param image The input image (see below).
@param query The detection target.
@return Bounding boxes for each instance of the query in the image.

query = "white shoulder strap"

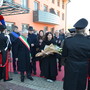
[4,34,11,51]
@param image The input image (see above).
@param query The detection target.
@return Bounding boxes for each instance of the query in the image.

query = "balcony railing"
[33,10,60,25]
[0,0,29,16]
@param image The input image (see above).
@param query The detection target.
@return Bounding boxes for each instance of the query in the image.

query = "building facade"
[3,0,69,33]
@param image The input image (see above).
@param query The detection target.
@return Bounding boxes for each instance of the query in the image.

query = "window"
[50,8,56,14]
[62,0,64,9]
[43,5,48,12]
[44,26,48,33]
[21,0,28,8]
[62,13,64,20]
[22,24,29,30]
[6,22,15,31]
[34,1,39,11]
[57,0,60,6]
[52,0,55,3]
[57,11,60,16]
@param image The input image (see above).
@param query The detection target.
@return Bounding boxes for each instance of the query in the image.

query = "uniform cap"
[68,28,76,33]
[73,18,88,29]
[0,25,6,31]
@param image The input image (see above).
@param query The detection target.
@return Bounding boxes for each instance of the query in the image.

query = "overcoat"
[14,38,31,72]
[41,40,58,78]
[62,34,90,90]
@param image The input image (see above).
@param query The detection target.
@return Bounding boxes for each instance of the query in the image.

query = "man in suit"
[54,30,62,71]
[62,18,90,90]
[27,26,37,75]
[9,26,20,74]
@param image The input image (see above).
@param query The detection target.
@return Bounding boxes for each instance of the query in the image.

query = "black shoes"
[21,76,25,82]
[4,78,13,82]
[33,72,36,75]
[27,76,34,81]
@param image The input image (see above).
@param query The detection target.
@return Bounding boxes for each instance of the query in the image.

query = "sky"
[67,0,90,32]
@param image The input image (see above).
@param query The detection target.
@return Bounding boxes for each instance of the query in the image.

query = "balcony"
[33,10,60,25]
[0,0,29,16]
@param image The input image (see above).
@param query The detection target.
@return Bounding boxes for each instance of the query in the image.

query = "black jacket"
[41,39,58,77]
[62,34,90,90]
[27,33,37,56]
[0,33,7,50]
[14,38,31,72]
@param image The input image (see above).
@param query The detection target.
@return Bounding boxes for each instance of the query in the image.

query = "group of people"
[0,24,65,83]
[0,18,90,90]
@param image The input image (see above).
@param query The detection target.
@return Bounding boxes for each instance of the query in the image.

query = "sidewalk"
[0,73,63,90]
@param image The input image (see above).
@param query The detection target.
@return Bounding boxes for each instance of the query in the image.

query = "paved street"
[0,73,63,90]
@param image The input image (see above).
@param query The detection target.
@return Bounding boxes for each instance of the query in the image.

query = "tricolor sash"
[19,35,30,50]
[11,32,19,38]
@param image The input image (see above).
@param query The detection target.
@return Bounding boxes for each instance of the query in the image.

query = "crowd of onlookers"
[0,18,90,90]
[5,25,66,83]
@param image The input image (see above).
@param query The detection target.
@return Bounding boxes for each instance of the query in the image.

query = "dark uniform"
[0,25,12,81]
[86,35,90,90]
[62,18,90,90]
[27,26,37,75]
[9,31,20,73]
[88,60,90,90]
[54,35,62,71]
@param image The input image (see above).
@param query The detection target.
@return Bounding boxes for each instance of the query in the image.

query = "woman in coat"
[37,30,44,76]
[41,32,58,82]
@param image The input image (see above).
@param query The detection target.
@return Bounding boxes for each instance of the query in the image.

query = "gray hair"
[21,29,28,34]
[76,29,85,34]
[55,30,59,33]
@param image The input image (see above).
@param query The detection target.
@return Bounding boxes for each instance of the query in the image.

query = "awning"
[0,0,29,16]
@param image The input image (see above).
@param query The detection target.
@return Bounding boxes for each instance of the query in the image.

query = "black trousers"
[20,71,31,77]
[0,50,9,80]
[88,79,90,90]
[88,61,90,90]
[12,52,17,72]
[58,59,61,70]
[39,60,43,74]
[46,75,56,81]
[31,55,36,73]
[56,54,61,70]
